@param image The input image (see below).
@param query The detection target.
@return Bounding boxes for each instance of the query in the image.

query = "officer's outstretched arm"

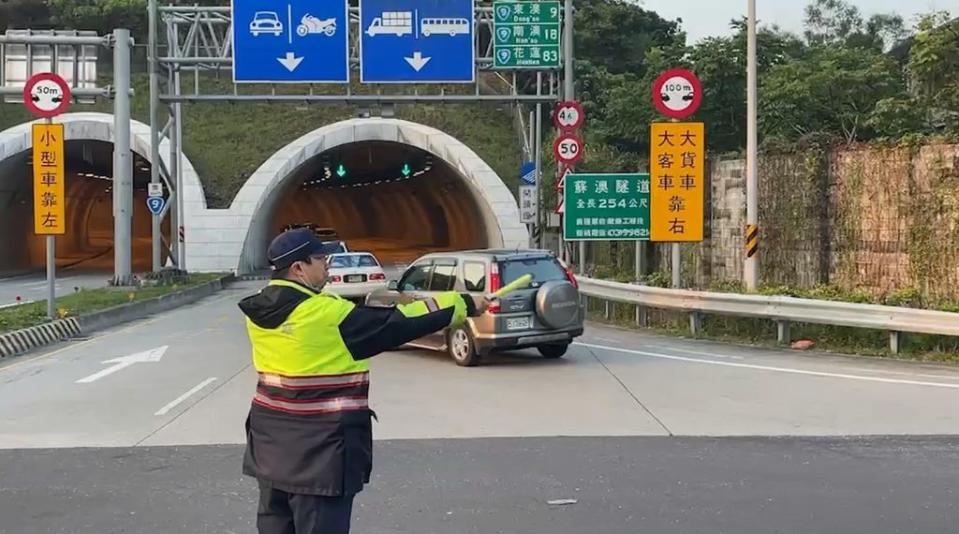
[337,292,476,360]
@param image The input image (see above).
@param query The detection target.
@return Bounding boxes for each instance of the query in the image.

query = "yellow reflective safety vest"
[238,277,472,496]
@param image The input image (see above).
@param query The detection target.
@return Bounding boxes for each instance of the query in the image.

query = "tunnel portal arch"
[221,118,529,274]
[0,112,204,272]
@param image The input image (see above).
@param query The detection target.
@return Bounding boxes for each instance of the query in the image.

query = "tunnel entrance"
[0,140,167,275]
[266,141,489,268]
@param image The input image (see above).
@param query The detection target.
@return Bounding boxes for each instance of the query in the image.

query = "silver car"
[365,249,585,366]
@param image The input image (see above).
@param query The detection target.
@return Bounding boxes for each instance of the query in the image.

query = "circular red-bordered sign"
[23,72,71,118]
[652,68,702,119]
[553,100,585,131]
[553,133,583,165]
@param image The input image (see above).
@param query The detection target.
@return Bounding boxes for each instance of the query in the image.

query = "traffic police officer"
[238,227,486,533]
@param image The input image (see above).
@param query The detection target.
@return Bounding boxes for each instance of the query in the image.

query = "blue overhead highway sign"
[359,0,475,84]
[232,0,349,83]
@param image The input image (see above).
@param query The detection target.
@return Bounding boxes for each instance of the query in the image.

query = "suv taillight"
[557,258,578,288]
[564,266,578,288]
[488,263,502,313]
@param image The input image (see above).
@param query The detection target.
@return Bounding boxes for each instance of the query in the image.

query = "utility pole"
[113,28,133,285]
[744,0,759,290]
[149,0,162,272]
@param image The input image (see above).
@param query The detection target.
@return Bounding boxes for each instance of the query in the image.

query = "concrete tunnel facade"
[1,114,528,275]
[0,112,204,274]
[187,118,529,274]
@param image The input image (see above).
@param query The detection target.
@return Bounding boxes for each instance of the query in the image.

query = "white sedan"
[323,252,388,300]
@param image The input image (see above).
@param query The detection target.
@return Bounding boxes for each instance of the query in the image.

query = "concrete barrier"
[0,274,235,359]
[0,317,82,358]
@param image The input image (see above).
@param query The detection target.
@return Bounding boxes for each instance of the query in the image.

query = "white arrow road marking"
[155,377,217,416]
[277,52,304,72]
[75,346,168,384]
[404,51,431,71]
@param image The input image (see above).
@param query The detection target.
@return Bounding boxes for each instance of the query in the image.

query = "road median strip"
[0,272,234,359]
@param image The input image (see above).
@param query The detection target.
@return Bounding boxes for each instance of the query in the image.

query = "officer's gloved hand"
[461,294,491,317]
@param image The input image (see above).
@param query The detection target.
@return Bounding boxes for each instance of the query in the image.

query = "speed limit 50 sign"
[553,133,583,165]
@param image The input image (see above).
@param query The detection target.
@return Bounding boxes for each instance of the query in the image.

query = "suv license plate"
[506,317,531,331]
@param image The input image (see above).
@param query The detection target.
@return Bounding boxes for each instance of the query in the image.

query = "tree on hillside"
[906,11,959,134]
[570,0,683,154]
[0,0,52,31]
[690,20,806,152]
[574,0,683,78]
[759,45,904,143]
[47,0,148,39]
[804,0,906,52]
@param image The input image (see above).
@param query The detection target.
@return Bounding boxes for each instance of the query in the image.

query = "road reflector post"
[889,331,903,355]
[689,312,703,336]
[777,320,791,345]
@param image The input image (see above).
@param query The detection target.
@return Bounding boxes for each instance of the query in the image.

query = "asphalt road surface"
[1,280,957,533]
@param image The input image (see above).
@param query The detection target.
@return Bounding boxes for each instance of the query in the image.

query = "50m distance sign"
[554,133,582,165]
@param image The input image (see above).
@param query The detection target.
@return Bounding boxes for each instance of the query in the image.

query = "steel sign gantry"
[150,1,569,272]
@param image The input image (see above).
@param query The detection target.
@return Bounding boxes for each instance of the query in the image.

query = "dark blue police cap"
[267,228,341,270]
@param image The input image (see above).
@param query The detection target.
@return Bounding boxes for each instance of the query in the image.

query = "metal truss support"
[156,3,562,103]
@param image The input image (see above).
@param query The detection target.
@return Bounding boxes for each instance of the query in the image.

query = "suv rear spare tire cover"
[535,280,579,329]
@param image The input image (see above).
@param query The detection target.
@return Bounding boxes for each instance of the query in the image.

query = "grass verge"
[0,273,226,335]
[584,296,959,364]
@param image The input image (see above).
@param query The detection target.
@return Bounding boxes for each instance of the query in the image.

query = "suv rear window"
[499,257,566,285]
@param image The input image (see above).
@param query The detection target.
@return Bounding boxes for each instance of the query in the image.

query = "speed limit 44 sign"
[553,101,585,131]
[23,72,71,118]
[554,133,583,165]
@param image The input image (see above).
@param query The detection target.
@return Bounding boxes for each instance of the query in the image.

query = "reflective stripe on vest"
[253,391,370,415]
[258,371,370,390]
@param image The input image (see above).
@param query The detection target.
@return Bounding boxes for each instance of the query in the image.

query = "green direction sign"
[493,0,562,69]
[563,173,651,241]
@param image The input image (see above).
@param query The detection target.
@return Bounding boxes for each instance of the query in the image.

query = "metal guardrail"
[577,277,959,354]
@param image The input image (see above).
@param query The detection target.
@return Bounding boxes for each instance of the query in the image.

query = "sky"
[637,0,959,44]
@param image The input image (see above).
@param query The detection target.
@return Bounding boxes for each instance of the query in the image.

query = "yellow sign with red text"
[650,122,704,242]
[32,123,66,235]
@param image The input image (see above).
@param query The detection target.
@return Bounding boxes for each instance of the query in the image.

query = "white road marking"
[75,346,168,384]
[576,342,959,390]
[155,377,218,416]
[648,345,745,360]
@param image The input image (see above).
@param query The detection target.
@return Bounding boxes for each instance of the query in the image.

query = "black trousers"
[257,481,355,534]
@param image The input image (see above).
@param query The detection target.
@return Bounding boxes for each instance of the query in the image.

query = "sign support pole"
[562,0,579,271]
[744,0,759,290]
[671,242,681,288]
[670,118,680,289]
[113,28,133,285]
[534,101,543,249]
[44,116,56,320]
[149,0,162,272]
